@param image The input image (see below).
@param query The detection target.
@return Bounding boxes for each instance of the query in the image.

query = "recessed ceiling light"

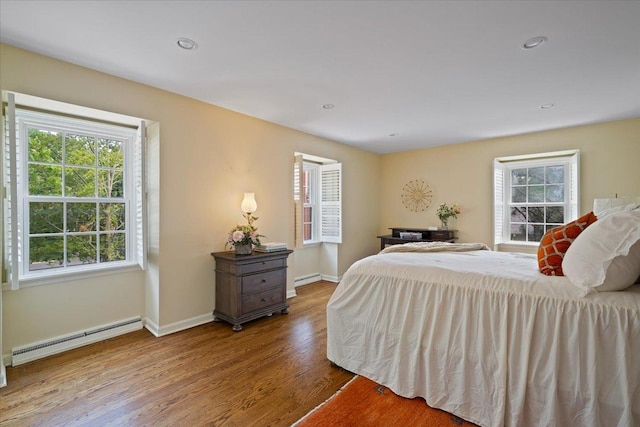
[522,36,547,49]
[322,104,335,109]
[540,103,555,109]
[177,38,198,50]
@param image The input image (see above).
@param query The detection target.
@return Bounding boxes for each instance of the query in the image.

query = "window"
[302,162,317,242]
[4,93,146,288]
[494,150,579,248]
[293,153,341,247]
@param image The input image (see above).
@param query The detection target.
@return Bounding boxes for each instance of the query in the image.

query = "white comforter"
[326,249,640,427]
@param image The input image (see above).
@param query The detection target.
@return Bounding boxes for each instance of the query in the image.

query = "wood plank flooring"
[0,281,353,427]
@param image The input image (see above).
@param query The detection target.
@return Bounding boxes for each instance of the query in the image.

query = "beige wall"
[2,42,637,358]
[0,44,381,353]
[381,118,640,247]
[293,245,322,281]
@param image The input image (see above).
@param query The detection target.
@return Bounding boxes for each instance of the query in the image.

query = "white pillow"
[595,202,640,219]
[562,210,640,292]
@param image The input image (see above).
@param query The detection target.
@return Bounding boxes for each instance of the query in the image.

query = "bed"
[327,222,640,426]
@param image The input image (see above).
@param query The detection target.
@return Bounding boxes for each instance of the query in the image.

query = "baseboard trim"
[145,313,214,337]
[143,318,160,337]
[321,274,341,283]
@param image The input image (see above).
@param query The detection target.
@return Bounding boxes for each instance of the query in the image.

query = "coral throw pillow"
[537,212,597,276]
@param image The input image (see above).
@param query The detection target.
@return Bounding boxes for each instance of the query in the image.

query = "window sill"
[302,241,322,248]
[2,262,143,291]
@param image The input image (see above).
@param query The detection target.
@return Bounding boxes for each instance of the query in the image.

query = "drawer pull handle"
[261,298,266,302]
[262,279,267,283]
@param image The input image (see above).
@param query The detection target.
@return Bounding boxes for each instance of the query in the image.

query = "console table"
[377,227,457,250]
[211,250,293,331]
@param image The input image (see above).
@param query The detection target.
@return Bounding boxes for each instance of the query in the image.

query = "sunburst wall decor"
[401,180,433,212]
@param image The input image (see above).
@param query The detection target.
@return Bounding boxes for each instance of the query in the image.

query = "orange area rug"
[293,376,479,427]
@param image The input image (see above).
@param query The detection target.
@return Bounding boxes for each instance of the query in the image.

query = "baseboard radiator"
[11,317,142,366]
[294,273,322,287]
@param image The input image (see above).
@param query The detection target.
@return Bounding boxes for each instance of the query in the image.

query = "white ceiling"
[1,1,639,154]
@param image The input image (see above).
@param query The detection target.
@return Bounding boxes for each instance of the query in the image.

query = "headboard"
[593,196,640,216]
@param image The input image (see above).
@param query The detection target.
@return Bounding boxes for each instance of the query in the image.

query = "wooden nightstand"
[211,250,293,331]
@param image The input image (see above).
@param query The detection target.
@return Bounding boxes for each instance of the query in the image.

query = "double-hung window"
[4,93,146,288]
[293,153,342,247]
[302,162,317,242]
[494,150,579,248]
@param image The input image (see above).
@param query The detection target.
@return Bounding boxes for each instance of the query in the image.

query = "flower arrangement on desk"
[436,202,461,230]
[225,223,264,250]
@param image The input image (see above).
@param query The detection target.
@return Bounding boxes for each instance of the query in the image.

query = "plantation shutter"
[493,159,505,249]
[568,152,580,221]
[135,121,147,269]
[4,93,20,290]
[293,154,303,248]
[320,163,342,244]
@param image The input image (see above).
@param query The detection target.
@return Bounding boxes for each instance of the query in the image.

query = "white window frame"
[302,162,319,244]
[493,150,579,251]
[3,93,146,289]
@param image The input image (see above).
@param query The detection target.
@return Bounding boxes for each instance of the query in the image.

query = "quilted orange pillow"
[537,212,597,276]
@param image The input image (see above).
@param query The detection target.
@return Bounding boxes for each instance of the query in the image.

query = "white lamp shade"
[241,192,257,213]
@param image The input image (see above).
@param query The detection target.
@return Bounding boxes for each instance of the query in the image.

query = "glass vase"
[441,219,448,230]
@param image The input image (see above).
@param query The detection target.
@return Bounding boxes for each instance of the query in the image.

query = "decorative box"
[399,232,422,240]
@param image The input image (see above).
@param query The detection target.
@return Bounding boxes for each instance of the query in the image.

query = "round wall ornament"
[401,180,433,212]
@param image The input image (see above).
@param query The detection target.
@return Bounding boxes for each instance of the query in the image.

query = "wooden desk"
[377,227,457,251]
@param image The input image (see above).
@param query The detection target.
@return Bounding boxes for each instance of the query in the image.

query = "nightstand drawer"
[242,288,284,312]
[430,230,454,240]
[242,270,285,294]
[237,258,285,275]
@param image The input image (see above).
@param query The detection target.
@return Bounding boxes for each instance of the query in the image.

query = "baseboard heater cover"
[11,317,142,366]
[294,273,322,287]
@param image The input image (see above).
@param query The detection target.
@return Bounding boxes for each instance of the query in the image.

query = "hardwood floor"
[0,281,353,427]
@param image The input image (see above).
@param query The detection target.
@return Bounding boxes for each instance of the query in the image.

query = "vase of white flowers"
[226,223,264,255]
[436,203,461,230]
